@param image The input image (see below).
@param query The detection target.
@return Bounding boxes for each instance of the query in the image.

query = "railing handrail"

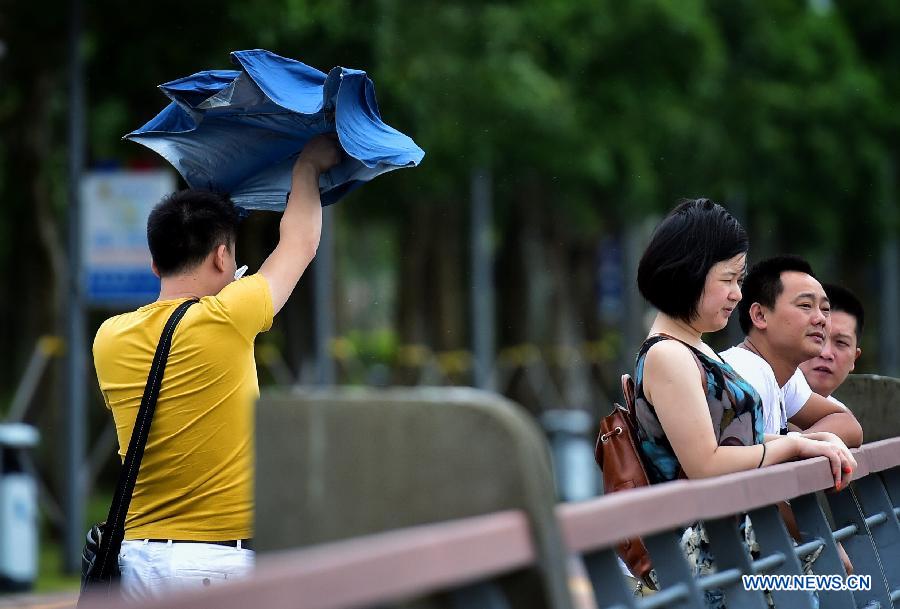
[560,454,837,552]
[83,511,537,609]
[558,437,900,555]
[84,437,900,609]
[857,437,900,473]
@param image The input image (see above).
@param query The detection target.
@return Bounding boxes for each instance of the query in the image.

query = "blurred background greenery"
[1,0,899,587]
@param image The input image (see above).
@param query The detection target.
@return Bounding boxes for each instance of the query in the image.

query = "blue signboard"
[81,171,176,306]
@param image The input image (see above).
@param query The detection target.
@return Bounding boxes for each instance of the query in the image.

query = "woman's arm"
[643,340,853,487]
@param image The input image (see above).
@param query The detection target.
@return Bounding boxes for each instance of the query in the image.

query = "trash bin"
[0,423,39,591]
[539,409,601,502]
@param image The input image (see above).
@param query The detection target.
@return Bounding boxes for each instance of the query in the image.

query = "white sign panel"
[81,170,176,305]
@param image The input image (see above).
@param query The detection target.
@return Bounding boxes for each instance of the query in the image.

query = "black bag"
[79,299,197,602]
[81,522,109,586]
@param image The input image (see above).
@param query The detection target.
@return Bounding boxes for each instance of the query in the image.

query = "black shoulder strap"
[95,298,197,578]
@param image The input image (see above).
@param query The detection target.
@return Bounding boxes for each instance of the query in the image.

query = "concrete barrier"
[254,387,572,609]
[834,374,900,442]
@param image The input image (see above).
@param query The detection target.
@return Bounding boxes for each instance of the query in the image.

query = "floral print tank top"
[634,334,764,484]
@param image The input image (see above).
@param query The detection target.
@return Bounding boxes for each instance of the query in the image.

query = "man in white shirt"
[799,283,864,403]
[720,255,863,447]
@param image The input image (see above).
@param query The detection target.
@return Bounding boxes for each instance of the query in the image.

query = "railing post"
[748,505,817,609]
[448,582,511,609]
[581,549,638,609]
[827,488,893,608]
[704,517,768,608]
[880,468,900,509]
[850,476,900,601]
[642,529,708,609]
[790,492,858,609]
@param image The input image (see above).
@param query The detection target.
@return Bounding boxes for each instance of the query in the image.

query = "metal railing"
[80,437,900,609]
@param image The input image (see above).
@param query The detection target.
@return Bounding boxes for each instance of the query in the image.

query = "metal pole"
[881,157,900,378]
[314,205,336,386]
[621,221,645,372]
[470,168,495,391]
[64,0,86,573]
[726,190,747,347]
[7,339,54,423]
[881,239,899,377]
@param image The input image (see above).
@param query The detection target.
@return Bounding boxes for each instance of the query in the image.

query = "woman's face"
[694,252,746,332]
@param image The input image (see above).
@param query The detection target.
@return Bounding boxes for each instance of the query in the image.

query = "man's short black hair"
[147,189,240,276]
[823,283,865,340]
[737,255,816,334]
[638,198,748,323]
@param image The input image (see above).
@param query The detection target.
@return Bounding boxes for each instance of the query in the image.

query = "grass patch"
[34,491,112,593]
[35,544,79,593]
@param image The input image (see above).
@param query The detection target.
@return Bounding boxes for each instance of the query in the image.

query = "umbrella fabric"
[125,49,424,210]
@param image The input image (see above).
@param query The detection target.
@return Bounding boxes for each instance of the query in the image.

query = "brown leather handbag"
[594,373,654,586]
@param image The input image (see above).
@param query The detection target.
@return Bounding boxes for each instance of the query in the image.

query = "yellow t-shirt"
[92,274,273,540]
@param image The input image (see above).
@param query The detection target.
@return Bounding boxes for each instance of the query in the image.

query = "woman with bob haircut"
[631,198,856,602]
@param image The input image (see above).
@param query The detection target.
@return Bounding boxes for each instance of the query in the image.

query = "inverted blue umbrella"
[125,49,424,210]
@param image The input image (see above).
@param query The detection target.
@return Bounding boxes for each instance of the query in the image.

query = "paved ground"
[0,593,76,609]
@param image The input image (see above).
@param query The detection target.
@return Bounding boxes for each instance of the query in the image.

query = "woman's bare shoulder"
[644,337,695,363]
[643,339,702,383]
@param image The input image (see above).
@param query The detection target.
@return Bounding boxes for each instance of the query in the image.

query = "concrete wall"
[255,386,573,609]
[833,374,900,442]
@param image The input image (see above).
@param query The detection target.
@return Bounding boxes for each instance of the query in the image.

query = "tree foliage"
[0,0,898,407]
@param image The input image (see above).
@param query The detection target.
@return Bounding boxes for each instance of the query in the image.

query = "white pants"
[118,539,254,601]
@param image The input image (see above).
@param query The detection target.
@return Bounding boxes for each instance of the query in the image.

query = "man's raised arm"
[259,135,341,316]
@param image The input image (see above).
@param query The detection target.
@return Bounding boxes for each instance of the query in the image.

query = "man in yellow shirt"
[92,135,340,600]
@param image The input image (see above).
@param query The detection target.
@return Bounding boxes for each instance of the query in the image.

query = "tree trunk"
[544,213,593,412]
[428,200,464,351]
[393,201,433,383]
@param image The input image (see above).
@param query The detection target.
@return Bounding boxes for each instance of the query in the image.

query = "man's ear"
[151,261,160,279]
[749,302,768,331]
[852,347,861,369]
[213,244,228,273]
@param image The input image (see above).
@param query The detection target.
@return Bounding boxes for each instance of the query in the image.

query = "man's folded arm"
[789,392,863,447]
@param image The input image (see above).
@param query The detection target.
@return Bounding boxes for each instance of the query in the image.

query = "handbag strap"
[95,298,198,578]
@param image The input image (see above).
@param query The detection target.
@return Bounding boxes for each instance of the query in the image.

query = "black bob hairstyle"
[147,189,241,277]
[737,255,816,334]
[637,198,748,323]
